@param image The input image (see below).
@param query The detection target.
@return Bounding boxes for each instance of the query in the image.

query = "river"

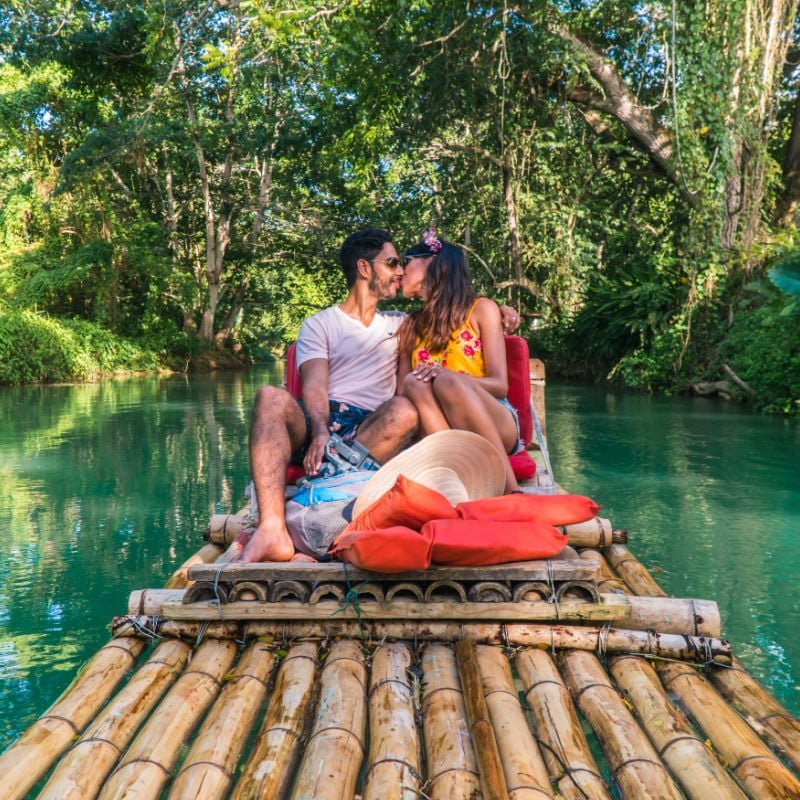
[0,367,797,749]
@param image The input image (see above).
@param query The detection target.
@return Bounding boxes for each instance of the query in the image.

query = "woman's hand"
[413,363,444,382]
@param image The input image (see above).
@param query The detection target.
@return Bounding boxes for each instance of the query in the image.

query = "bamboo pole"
[112,616,241,639]
[109,616,732,662]
[363,642,421,800]
[608,655,748,800]
[206,512,250,546]
[455,639,509,799]
[579,548,632,594]
[515,648,610,800]
[560,650,684,799]
[709,657,800,774]
[231,642,318,800]
[289,638,367,800]
[160,592,720,635]
[97,638,238,800]
[36,640,191,800]
[476,645,553,798]
[165,543,225,589]
[167,640,277,800]
[622,594,720,637]
[561,517,614,549]
[605,543,667,597]
[421,643,482,799]
[0,636,146,800]
[161,595,633,623]
[658,661,800,798]
[128,588,187,615]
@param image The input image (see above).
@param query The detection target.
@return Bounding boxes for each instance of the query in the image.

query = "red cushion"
[285,343,303,399]
[284,344,305,484]
[330,526,432,572]
[456,494,600,526]
[504,336,532,445]
[286,465,306,485]
[344,474,457,533]
[509,450,536,481]
[423,518,567,566]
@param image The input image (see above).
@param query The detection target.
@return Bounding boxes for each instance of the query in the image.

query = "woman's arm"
[467,297,509,398]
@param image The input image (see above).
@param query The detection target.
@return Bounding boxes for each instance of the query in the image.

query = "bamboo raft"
[3,370,800,799]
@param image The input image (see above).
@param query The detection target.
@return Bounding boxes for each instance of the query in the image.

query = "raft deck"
[2,510,799,799]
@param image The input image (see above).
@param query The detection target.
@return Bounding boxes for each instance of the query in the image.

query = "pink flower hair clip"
[422,227,442,253]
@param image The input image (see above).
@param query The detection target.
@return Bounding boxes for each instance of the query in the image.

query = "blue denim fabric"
[291,400,372,464]
[498,397,525,455]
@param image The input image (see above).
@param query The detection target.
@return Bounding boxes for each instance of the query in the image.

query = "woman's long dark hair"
[399,240,477,355]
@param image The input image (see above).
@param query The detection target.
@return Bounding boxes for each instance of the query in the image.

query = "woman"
[397,229,524,493]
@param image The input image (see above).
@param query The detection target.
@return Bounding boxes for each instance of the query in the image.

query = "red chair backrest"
[284,342,303,399]
[284,336,532,445]
[504,335,533,445]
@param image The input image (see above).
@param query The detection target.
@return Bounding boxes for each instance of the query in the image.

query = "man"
[237,229,417,562]
[237,228,519,563]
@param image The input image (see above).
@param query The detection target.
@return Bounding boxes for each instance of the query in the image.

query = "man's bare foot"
[290,552,318,563]
[234,522,295,563]
[216,527,254,563]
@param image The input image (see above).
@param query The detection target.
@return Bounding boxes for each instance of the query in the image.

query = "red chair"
[283,336,537,482]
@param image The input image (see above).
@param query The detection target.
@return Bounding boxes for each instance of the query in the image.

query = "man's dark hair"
[339,228,393,288]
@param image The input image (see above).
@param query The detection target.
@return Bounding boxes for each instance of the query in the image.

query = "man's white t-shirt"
[295,306,405,412]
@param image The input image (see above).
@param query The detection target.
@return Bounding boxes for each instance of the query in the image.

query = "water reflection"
[0,369,797,749]
[0,367,280,747]
[548,383,800,714]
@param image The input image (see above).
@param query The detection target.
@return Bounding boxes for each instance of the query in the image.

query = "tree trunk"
[773,86,800,227]
[502,158,524,303]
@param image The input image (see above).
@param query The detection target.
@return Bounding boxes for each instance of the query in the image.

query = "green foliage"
[0,0,798,413]
[717,290,800,415]
[0,310,160,385]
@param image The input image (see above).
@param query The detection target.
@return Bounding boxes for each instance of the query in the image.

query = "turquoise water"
[0,368,797,749]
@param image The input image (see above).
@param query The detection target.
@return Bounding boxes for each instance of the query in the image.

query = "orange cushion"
[330,526,432,572]
[424,518,567,566]
[456,494,600,526]
[344,474,457,533]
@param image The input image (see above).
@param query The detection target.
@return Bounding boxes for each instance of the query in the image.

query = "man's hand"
[303,431,329,476]
[499,305,521,334]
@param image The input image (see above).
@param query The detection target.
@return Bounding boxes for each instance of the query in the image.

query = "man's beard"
[368,268,396,299]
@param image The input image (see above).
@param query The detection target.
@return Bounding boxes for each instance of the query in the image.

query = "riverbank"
[0,309,257,385]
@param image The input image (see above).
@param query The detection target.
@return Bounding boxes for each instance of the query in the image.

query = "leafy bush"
[0,309,160,384]
[716,294,800,414]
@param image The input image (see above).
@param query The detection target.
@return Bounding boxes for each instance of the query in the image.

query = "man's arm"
[299,358,330,476]
[499,304,521,334]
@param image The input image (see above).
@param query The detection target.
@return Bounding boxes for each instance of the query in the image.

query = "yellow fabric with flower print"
[411,300,486,376]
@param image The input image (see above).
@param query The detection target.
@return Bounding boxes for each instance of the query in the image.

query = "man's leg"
[236,386,307,562]
[353,396,419,463]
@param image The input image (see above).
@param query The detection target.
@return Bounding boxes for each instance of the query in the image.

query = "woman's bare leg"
[431,371,520,492]
[401,372,451,436]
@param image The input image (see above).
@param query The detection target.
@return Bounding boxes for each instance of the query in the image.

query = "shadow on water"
[0,367,797,748]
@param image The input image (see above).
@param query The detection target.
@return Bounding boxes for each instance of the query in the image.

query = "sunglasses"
[370,256,403,269]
